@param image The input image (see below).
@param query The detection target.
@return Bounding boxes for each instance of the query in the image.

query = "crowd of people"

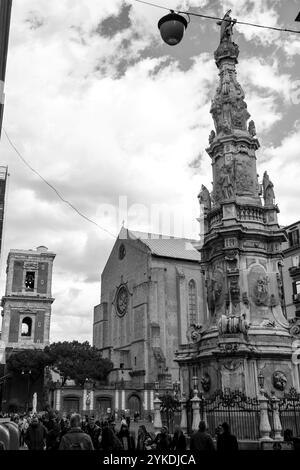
[0,409,242,451]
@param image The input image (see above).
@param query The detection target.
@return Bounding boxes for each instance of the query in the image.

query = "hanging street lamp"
[158,11,188,46]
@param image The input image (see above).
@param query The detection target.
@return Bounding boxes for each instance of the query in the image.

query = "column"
[143,389,148,412]
[82,389,87,412]
[153,393,162,431]
[180,394,187,434]
[150,390,154,411]
[89,390,94,413]
[271,395,283,441]
[191,389,201,432]
[121,390,125,411]
[259,392,272,441]
[55,389,61,412]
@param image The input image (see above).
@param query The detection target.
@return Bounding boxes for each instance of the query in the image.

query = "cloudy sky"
[0,0,299,343]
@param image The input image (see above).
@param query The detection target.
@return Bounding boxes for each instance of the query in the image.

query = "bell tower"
[1,246,55,352]
[176,11,299,397]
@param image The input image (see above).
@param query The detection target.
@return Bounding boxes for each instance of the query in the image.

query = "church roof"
[120,228,201,262]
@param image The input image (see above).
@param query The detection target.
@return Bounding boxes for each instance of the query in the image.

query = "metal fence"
[203,390,260,441]
[279,388,300,438]
[185,390,260,440]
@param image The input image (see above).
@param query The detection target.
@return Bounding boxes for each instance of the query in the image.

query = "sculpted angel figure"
[217,10,237,43]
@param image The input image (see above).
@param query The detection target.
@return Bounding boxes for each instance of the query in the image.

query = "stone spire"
[205,11,262,207]
[211,10,250,137]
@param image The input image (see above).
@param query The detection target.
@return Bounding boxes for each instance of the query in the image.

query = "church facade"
[93,228,206,390]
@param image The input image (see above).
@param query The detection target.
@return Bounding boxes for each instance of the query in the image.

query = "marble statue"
[217,10,237,44]
[263,171,275,206]
[198,185,211,211]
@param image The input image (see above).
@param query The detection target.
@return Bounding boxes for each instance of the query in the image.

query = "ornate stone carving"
[218,314,249,335]
[263,171,275,206]
[223,360,243,371]
[218,342,239,353]
[200,373,211,392]
[272,371,287,391]
[229,278,240,305]
[260,319,275,328]
[242,292,249,306]
[186,323,202,343]
[198,185,211,212]
[215,164,235,201]
[235,160,254,194]
[253,275,269,306]
[289,318,300,337]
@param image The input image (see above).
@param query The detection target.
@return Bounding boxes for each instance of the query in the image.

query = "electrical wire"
[133,0,300,35]
[3,128,117,239]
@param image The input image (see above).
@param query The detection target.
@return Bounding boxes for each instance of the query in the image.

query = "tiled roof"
[120,228,201,262]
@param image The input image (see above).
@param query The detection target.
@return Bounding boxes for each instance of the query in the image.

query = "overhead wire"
[3,128,117,239]
[133,0,300,35]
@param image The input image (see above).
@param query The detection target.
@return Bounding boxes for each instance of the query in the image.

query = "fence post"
[180,393,188,434]
[153,393,162,432]
[191,389,201,432]
[259,392,272,441]
[271,395,283,441]
[199,395,208,428]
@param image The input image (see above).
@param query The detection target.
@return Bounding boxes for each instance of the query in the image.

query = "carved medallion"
[272,371,287,391]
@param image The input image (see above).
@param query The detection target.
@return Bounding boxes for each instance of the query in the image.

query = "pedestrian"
[85,416,101,450]
[171,425,186,452]
[46,420,61,450]
[117,423,135,452]
[59,413,94,450]
[153,426,172,452]
[100,421,122,452]
[189,421,215,452]
[24,415,48,450]
[216,422,238,451]
[136,425,154,451]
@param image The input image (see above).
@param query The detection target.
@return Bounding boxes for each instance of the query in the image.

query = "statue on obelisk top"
[217,10,237,44]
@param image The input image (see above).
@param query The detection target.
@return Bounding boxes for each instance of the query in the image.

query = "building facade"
[282,220,300,320]
[175,12,300,398]
[0,0,12,137]
[93,227,205,411]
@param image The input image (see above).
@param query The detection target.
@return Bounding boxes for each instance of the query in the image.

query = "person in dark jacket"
[216,422,238,451]
[153,426,172,452]
[100,421,122,452]
[85,417,101,450]
[190,421,215,452]
[25,415,48,450]
[46,420,61,450]
[59,414,94,450]
[171,426,187,452]
[117,424,135,452]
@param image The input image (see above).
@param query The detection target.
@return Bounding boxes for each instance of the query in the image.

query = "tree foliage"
[44,341,113,386]
[6,349,51,381]
[6,341,113,387]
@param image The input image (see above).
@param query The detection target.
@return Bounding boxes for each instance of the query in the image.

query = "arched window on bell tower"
[188,279,197,325]
[21,317,32,337]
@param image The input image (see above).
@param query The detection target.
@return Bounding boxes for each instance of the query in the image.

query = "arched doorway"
[63,396,80,414]
[128,394,141,416]
[96,397,112,419]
